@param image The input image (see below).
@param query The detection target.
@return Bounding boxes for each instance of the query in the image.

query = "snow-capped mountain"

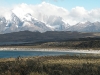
[0,2,100,34]
[67,21,100,32]
[0,13,52,33]
[0,2,70,33]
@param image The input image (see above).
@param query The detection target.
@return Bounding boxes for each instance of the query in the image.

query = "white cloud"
[88,9,100,22]
[68,6,88,24]
[70,6,87,18]
[0,7,12,20]
[0,2,100,25]
[12,3,34,21]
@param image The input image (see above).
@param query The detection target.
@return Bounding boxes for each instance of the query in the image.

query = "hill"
[0,31,100,46]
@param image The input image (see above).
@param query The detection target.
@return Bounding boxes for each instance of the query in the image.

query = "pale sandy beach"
[0,47,100,54]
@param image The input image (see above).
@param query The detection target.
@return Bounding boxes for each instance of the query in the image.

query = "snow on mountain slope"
[0,2,100,33]
[12,2,69,30]
[0,12,51,33]
[0,2,70,33]
[67,21,100,32]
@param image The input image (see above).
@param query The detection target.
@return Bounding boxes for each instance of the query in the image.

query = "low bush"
[0,55,100,75]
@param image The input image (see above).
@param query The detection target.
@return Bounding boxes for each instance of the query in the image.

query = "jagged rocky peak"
[0,2,100,33]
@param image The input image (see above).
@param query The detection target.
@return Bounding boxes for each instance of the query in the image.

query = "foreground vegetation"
[0,55,100,75]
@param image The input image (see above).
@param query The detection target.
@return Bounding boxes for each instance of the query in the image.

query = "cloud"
[68,7,100,24]
[12,3,34,21]
[68,6,88,24]
[0,2,100,25]
[0,7,12,20]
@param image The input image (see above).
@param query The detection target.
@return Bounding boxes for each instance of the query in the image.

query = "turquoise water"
[0,50,87,58]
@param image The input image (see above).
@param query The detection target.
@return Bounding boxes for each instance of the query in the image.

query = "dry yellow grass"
[0,55,100,75]
[0,58,16,62]
[44,59,100,65]
[1,55,100,66]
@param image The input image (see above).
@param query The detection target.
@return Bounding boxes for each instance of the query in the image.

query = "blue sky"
[0,0,100,10]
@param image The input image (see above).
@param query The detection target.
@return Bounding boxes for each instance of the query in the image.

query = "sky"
[0,0,100,10]
[0,0,100,25]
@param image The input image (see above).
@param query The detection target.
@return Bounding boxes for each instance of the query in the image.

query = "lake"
[0,50,87,58]
[0,48,99,58]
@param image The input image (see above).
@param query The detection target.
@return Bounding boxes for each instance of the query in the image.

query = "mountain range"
[0,2,100,34]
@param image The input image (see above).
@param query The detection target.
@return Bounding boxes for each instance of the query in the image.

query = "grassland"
[0,55,100,75]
